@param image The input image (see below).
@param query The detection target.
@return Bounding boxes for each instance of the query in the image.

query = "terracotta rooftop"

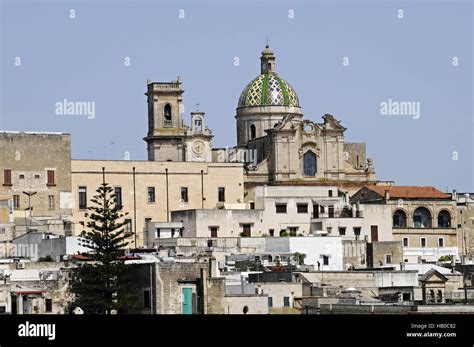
[365,185,450,199]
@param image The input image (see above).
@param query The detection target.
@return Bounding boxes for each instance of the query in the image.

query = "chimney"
[209,257,218,277]
[452,189,457,201]
[384,190,390,202]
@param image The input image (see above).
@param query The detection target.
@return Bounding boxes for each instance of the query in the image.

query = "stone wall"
[0,132,72,224]
[371,241,403,267]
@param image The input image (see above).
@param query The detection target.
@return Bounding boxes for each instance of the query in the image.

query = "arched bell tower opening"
[164,104,172,123]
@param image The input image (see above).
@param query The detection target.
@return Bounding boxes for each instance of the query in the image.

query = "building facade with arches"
[351,185,459,262]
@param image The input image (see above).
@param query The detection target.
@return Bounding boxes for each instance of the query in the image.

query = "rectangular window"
[242,224,251,237]
[312,204,319,218]
[47,170,55,186]
[403,237,409,247]
[143,290,150,309]
[323,255,329,266]
[13,195,20,209]
[114,187,122,208]
[328,205,334,218]
[3,169,12,185]
[275,203,287,214]
[181,187,189,203]
[249,202,255,210]
[385,254,392,264]
[210,226,218,238]
[19,174,24,180]
[438,238,444,247]
[48,195,55,210]
[125,219,133,234]
[34,174,40,179]
[353,227,361,236]
[218,187,225,203]
[283,297,290,307]
[328,190,333,197]
[421,238,427,248]
[338,227,346,236]
[78,186,87,209]
[268,297,273,308]
[147,187,155,203]
[297,204,308,213]
[45,299,52,313]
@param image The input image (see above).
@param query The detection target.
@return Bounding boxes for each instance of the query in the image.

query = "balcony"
[311,209,363,220]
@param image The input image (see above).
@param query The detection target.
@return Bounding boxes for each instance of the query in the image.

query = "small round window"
[303,123,314,134]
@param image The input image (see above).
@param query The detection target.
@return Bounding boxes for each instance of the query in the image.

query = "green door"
[182,288,193,314]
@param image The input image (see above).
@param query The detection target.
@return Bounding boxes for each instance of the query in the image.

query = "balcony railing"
[312,210,363,219]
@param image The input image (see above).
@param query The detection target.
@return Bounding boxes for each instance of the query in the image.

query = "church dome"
[237,45,300,108]
[238,72,300,108]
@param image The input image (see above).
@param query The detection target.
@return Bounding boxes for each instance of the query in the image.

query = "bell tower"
[184,109,213,162]
[144,78,187,161]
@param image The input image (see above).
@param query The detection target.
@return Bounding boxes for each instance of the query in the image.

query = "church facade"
[144,45,376,186]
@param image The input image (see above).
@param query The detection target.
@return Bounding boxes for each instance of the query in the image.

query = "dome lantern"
[260,44,276,74]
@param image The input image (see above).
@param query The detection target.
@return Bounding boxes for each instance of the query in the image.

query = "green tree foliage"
[292,252,306,265]
[70,182,136,314]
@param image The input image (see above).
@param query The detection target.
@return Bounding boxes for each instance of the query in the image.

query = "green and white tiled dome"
[238,72,300,108]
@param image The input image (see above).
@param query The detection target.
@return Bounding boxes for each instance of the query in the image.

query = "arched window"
[303,151,317,176]
[164,104,172,121]
[437,210,451,228]
[393,210,407,228]
[429,290,435,303]
[437,290,443,303]
[194,117,202,132]
[250,124,256,139]
[413,207,432,228]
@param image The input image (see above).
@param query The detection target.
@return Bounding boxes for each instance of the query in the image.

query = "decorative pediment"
[299,146,320,158]
[301,141,317,148]
[322,114,346,131]
[273,115,297,131]
[420,269,448,283]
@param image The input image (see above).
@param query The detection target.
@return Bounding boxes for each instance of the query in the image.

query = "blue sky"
[1,0,472,191]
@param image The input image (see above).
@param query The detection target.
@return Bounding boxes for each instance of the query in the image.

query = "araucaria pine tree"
[70,182,134,314]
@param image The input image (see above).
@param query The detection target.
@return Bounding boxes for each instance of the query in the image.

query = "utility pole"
[165,168,169,222]
[133,167,137,247]
[22,191,37,232]
[201,170,204,209]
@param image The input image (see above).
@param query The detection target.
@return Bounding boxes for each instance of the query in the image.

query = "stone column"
[17,294,23,314]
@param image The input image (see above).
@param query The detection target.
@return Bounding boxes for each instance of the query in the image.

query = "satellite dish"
[72,307,84,315]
